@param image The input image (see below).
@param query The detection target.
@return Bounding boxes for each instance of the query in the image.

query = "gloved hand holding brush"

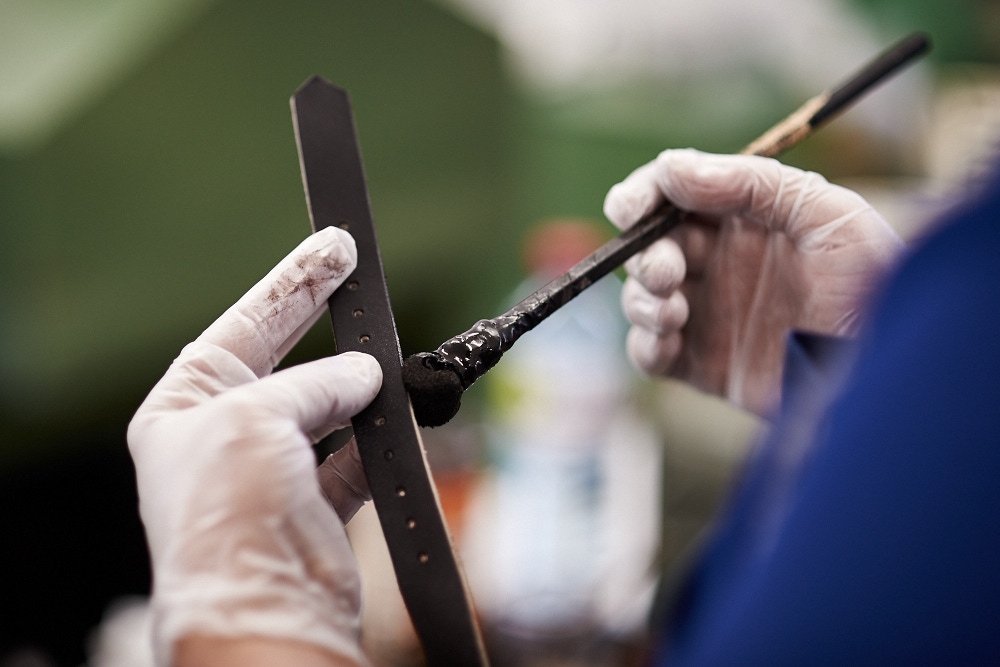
[604,149,903,417]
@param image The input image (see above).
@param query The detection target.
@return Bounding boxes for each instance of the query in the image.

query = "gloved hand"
[604,149,903,417]
[128,227,382,666]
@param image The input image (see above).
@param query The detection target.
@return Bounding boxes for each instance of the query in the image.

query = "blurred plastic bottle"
[476,219,631,638]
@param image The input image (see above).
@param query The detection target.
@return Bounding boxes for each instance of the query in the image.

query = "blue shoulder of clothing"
[659,165,1000,666]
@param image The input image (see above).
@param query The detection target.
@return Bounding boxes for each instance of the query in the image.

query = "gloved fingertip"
[338,351,383,390]
[315,227,360,277]
[313,225,358,262]
[603,162,663,230]
[602,183,627,224]
[656,148,720,188]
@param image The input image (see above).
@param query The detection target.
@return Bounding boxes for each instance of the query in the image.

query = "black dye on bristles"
[402,355,464,427]
[404,203,687,427]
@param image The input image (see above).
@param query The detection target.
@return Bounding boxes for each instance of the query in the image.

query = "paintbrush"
[403,31,931,427]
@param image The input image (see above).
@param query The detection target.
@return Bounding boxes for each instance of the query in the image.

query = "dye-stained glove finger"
[198,226,358,378]
[135,228,358,422]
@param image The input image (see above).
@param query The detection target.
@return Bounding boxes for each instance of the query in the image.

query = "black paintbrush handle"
[414,31,931,393]
[426,204,684,388]
[812,31,930,128]
[742,31,930,158]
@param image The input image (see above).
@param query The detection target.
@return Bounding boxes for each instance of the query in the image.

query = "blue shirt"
[659,165,1000,665]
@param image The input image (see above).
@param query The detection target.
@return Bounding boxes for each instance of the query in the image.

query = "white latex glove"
[604,149,903,417]
[128,227,382,666]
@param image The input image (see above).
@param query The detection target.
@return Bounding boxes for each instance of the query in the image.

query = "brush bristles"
[402,354,465,427]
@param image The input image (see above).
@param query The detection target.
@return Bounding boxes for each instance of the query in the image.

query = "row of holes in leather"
[341,238,430,566]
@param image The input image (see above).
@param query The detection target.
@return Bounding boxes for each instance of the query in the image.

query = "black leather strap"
[291,76,487,666]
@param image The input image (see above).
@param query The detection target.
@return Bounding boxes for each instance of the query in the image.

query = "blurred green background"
[2,0,998,664]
